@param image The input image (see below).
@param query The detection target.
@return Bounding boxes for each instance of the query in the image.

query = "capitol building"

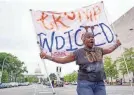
[25,64,45,83]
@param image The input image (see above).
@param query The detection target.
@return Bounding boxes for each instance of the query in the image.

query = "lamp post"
[0,56,9,83]
[0,56,15,83]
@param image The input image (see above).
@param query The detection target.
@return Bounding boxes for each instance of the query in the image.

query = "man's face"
[83,33,95,48]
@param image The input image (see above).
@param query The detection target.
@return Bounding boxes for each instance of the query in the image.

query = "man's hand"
[116,39,121,46]
[40,51,46,59]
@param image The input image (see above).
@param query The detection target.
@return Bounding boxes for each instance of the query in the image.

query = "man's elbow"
[108,49,115,54]
[104,50,113,55]
[59,61,67,64]
[55,60,67,64]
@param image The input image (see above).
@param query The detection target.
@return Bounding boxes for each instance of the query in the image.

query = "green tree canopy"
[0,52,28,83]
[104,56,118,84]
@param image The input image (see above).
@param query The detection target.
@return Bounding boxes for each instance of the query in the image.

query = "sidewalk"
[105,83,134,86]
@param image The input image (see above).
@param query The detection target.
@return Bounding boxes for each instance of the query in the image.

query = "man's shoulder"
[77,48,85,51]
[74,48,84,53]
[94,46,102,50]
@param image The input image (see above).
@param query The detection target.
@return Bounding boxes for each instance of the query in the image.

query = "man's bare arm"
[103,40,121,55]
[40,52,75,64]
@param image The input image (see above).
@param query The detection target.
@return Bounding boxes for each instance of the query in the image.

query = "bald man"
[40,32,121,95]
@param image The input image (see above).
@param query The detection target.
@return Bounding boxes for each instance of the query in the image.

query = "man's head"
[82,32,95,48]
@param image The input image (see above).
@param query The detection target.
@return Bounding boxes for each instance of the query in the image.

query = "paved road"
[0,84,134,95]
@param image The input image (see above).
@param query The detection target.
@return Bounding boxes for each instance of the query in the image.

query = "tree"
[64,74,70,82]
[23,76,38,83]
[49,73,57,80]
[17,74,24,82]
[64,71,78,82]
[70,71,77,82]
[0,52,28,82]
[116,48,134,82]
[116,56,128,82]
[104,56,118,85]
[2,70,8,83]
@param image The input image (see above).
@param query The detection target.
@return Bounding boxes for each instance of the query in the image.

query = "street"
[0,84,134,95]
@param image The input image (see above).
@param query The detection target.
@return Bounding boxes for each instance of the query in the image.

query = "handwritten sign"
[31,2,116,57]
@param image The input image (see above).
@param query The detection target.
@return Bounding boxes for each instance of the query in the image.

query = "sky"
[0,0,134,77]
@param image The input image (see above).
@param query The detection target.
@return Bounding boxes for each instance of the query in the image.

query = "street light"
[0,56,15,83]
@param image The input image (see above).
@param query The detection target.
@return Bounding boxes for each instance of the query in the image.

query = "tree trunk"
[110,77,113,85]
[14,75,17,82]
[123,74,125,83]
[8,72,11,82]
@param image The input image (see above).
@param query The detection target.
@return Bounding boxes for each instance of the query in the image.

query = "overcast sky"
[0,0,134,76]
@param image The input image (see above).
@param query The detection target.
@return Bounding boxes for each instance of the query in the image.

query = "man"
[40,32,121,95]
[52,80,54,87]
